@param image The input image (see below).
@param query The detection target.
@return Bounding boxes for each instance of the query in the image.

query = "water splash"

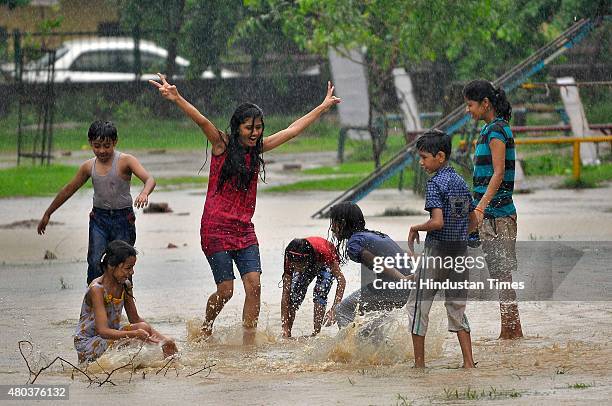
[180,305,448,372]
[301,306,445,366]
[185,318,278,347]
[87,340,176,372]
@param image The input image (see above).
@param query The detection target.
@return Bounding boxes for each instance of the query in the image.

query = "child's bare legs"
[480,215,523,340]
[456,330,475,368]
[499,302,523,339]
[411,334,426,368]
[241,272,261,345]
[495,268,523,339]
[202,280,234,337]
[312,303,325,336]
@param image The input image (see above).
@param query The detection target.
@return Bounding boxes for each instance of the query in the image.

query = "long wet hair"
[216,103,267,192]
[329,202,384,264]
[100,240,137,297]
[463,80,512,122]
[283,238,315,276]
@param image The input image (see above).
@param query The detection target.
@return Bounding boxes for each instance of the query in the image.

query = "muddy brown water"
[1,183,612,404]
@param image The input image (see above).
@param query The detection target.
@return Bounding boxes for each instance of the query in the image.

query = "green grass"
[303,161,380,175]
[0,115,341,153]
[568,383,592,389]
[522,152,612,188]
[521,152,572,176]
[0,117,201,152]
[343,134,408,162]
[443,386,522,400]
[0,164,208,198]
[265,161,414,192]
[155,175,208,188]
[561,163,612,188]
[265,175,366,192]
[0,165,88,197]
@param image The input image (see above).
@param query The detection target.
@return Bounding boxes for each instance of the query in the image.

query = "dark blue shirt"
[424,165,474,245]
[347,230,411,281]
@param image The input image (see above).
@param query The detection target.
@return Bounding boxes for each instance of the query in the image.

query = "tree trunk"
[367,63,393,169]
[156,0,185,117]
[165,0,186,80]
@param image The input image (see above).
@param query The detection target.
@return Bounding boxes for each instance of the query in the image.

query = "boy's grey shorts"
[407,244,470,336]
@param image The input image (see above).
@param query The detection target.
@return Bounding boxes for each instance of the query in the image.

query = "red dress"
[200,150,259,256]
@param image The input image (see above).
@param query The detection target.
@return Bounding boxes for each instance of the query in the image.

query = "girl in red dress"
[150,74,340,344]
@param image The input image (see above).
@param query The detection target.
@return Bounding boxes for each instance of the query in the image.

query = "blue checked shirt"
[424,165,474,244]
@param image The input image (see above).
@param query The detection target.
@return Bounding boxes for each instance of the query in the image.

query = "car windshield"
[31,47,69,69]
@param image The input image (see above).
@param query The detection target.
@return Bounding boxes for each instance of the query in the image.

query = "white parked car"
[1,37,240,83]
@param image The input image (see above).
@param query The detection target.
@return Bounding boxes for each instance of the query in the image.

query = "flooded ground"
[1,175,612,404]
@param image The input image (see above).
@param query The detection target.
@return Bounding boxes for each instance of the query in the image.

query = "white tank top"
[91,151,133,209]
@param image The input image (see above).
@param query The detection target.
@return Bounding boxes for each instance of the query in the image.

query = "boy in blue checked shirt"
[407,129,477,368]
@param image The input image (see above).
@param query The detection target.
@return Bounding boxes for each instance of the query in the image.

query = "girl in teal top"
[463,80,524,340]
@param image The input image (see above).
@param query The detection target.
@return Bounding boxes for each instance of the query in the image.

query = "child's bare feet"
[243,327,256,346]
[200,321,213,339]
[499,303,523,339]
[499,328,523,340]
[162,340,178,358]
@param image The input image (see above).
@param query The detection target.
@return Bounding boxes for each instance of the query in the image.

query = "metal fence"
[0,28,328,164]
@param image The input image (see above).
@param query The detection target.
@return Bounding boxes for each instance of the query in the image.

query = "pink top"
[200,150,259,256]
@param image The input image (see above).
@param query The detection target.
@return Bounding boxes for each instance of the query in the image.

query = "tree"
[116,0,186,79]
[181,0,242,77]
[247,0,601,166]
[233,1,302,78]
[244,1,507,166]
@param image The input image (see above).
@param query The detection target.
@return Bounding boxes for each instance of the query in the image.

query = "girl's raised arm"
[149,73,226,152]
[263,81,341,152]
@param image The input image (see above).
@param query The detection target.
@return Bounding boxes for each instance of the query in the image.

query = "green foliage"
[182,0,241,76]
[246,0,576,165]
[234,1,301,77]
[116,0,187,78]
[250,0,605,82]
[255,1,507,76]
[114,101,151,122]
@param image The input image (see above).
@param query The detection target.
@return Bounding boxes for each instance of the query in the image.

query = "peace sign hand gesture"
[149,73,179,101]
[320,81,341,113]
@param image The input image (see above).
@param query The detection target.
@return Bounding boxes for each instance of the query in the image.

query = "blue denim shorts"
[290,265,335,310]
[205,244,262,284]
